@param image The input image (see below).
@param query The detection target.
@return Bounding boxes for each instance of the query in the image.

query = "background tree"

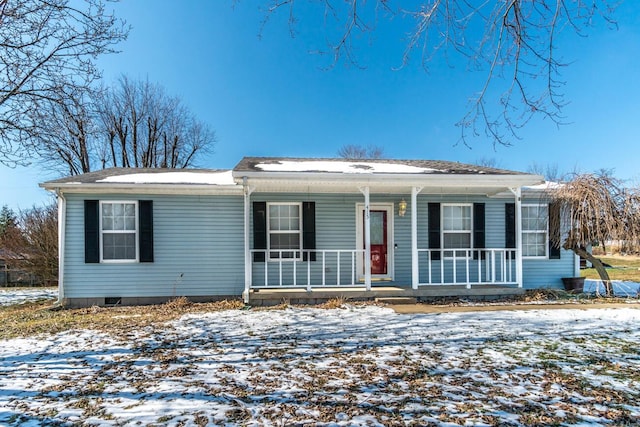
[263,1,618,147]
[97,77,216,170]
[475,157,502,169]
[337,144,385,159]
[0,205,19,241]
[527,162,567,182]
[0,0,129,167]
[27,76,217,175]
[17,204,58,284]
[549,172,638,295]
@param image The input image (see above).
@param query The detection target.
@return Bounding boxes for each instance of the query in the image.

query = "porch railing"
[250,249,365,289]
[416,248,517,287]
[250,248,518,289]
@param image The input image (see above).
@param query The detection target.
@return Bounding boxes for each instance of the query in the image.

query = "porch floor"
[247,284,525,306]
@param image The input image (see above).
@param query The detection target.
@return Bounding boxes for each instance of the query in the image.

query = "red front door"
[366,210,388,275]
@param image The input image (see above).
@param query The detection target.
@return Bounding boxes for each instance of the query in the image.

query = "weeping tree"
[549,173,640,296]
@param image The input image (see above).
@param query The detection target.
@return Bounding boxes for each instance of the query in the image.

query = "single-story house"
[41,157,577,307]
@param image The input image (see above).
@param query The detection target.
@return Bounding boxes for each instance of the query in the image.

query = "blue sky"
[1,1,639,210]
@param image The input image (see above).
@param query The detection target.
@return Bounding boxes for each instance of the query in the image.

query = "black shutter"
[253,202,267,262]
[139,200,154,262]
[549,202,561,259]
[84,200,99,263]
[428,202,441,261]
[302,202,316,262]
[473,203,485,260]
[505,203,516,249]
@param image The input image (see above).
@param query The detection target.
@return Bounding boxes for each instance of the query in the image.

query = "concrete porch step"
[375,297,418,305]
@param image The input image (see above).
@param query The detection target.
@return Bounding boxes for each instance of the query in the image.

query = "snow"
[96,170,236,185]
[255,160,440,174]
[0,287,57,306]
[1,302,639,426]
[585,279,640,297]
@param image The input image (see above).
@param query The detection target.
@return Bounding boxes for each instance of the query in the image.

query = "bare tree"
[527,162,566,182]
[337,144,385,159]
[96,77,216,169]
[13,204,58,284]
[28,86,98,175]
[0,0,129,166]
[475,157,501,169]
[262,1,618,147]
[549,172,638,295]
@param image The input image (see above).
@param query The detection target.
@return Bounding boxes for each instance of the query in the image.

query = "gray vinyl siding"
[63,193,244,299]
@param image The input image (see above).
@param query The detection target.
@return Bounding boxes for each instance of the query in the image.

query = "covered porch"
[234,158,543,304]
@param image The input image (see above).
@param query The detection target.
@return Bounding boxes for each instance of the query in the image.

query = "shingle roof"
[42,168,234,185]
[233,157,527,175]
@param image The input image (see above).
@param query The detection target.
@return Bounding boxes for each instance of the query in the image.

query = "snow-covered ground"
[1,305,639,426]
[0,287,57,306]
[584,279,640,297]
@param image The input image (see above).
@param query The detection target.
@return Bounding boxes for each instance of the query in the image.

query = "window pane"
[444,233,471,249]
[102,217,114,231]
[523,232,546,257]
[522,205,548,231]
[443,205,471,231]
[370,212,385,245]
[103,232,136,260]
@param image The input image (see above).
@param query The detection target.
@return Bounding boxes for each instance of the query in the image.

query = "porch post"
[411,186,423,289]
[243,178,255,303]
[359,186,371,290]
[514,187,524,288]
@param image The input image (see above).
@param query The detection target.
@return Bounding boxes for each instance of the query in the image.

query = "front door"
[366,210,388,275]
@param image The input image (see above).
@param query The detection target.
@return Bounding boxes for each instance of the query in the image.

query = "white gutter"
[232,172,543,188]
[56,190,66,304]
[39,183,243,195]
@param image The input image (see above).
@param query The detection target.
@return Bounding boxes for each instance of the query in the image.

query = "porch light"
[398,199,407,217]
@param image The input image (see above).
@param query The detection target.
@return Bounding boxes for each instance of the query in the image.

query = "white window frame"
[441,203,473,259]
[99,200,139,263]
[267,202,302,261]
[521,203,549,259]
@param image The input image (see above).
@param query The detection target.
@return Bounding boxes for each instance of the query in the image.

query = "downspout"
[56,189,66,305]
[242,177,253,304]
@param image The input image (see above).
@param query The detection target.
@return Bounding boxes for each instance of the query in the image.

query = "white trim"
[56,192,66,303]
[521,203,549,259]
[99,200,139,263]
[356,202,394,282]
[441,203,473,259]
[266,202,302,261]
[243,180,254,303]
[512,187,524,288]
[411,186,423,289]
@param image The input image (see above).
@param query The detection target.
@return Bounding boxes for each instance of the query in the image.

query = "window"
[268,203,301,259]
[442,204,472,257]
[100,201,138,262]
[522,204,548,258]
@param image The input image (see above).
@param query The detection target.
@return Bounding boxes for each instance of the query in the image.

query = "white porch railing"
[250,248,518,289]
[416,248,518,288]
[250,249,365,289]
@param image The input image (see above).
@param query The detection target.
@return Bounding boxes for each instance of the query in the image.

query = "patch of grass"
[0,298,244,340]
[581,255,640,281]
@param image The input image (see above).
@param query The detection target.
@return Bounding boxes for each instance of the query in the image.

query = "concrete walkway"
[389,302,640,314]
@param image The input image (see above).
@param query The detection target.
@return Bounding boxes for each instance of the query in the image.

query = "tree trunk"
[571,246,613,296]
